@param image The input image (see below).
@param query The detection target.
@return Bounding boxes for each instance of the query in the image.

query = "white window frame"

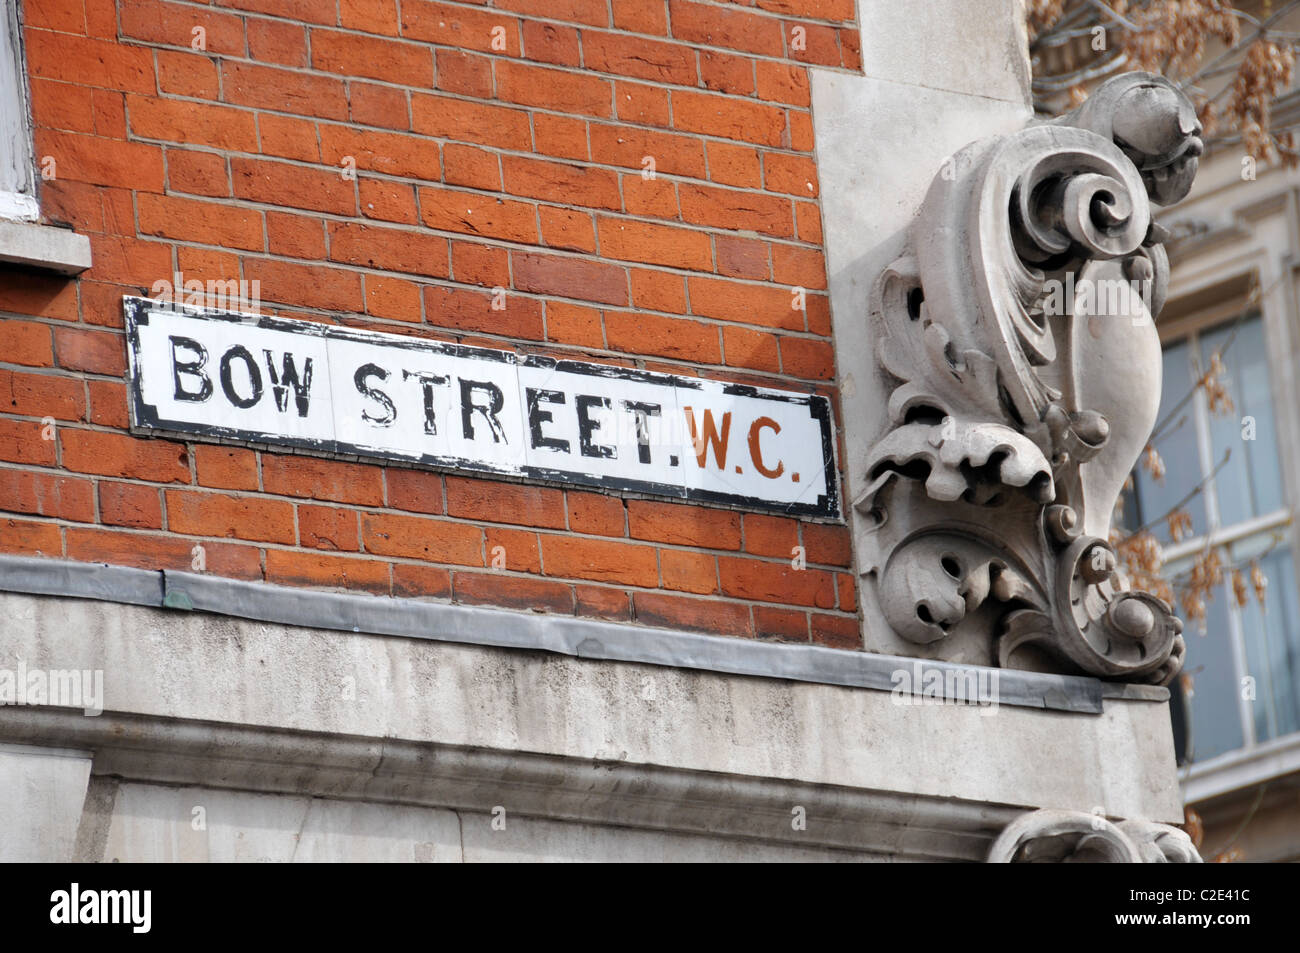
[0,0,38,222]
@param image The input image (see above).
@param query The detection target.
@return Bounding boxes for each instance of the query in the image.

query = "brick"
[788,109,815,151]
[311,29,434,86]
[796,201,823,244]
[780,336,835,380]
[214,0,337,26]
[757,0,856,19]
[385,467,444,514]
[718,555,836,607]
[451,241,510,287]
[522,20,581,67]
[401,1,522,54]
[533,113,589,162]
[811,612,859,649]
[613,81,671,127]
[243,259,364,313]
[0,470,94,522]
[411,95,534,151]
[361,512,483,565]
[30,79,96,134]
[296,504,360,551]
[0,420,56,467]
[660,548,718,594]
[786,21,840,66]
[194,445,259,490]
[540,205,596,253]
[753,605,808,641]
[341,0,401,35]
[541,534,658,587]
[442,143,501,191]
[364,274,422,321]
[722,325,781,373]
[0,274,79,322]
[512,252,627,306]
[52,328,125,377]
[266,549,390,593]
[772,243,825,288]
[502,156,620,211]
[633,591,751,637]
[328,222,451,279]
[98,481,161,528]
[351,82,410,130]
[319,126,443,181]
[88,380,130,429]
[139,193,263,251]
[424,286,544,340]
[679,183,792,237]
[545,302,604,349]
[0,369,85,421]
[25,31,154,94]
[765,152,819,196]
[119,0,245,54]
[257,114,320,163]
[597,218,712,271]
[622,174,678,219]
[484,527,541,572]
[435,49,492,98]
[837,572,856,611]
[669,1,785,57]
[247,17,308,67]
[706,141,762,189]
[2,321,53,367]
[262,454,385,506]
[575,584,631,620]
[166,489,296,543]
[232,158,356,216]
[688,277,804,330]
[128,96,261,155]
[756,60,810,106]
[455,571,572,613]
[589,124,705,179]
[672,90,786,146]
[495,61,612,118]
[628,268,687,314]
[167,149,230,197]
[699,50,755,96]
[85,234,173,288]
[612,0,667,34]
[583,32,697,85]
[222,60,348,121]
[266,211,327,259]
[566,490,624,537]
[0,518,62,556]
[715,234,769,279]
[392,563,452,599]
[419,187,538,244]
[445,476,566,528]
[157,50,220,98]
[606,312,720,363]
[628,500,741,549]
[744,513,798,557]
[35,130,164,192]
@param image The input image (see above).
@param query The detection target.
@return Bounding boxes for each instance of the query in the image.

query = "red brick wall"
[2,0,861,648]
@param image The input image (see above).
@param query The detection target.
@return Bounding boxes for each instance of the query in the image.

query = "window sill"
[0,218,91,276]
[1181,731,1300,804]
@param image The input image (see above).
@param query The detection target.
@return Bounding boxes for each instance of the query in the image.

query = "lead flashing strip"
[0,554,1168,713]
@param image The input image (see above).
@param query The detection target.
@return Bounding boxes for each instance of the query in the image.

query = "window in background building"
[1125,311,1297,763]
[0,2,36,221]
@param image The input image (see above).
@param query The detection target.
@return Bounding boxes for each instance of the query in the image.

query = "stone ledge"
[0,219,91,275]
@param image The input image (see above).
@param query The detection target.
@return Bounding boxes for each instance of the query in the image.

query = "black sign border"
[123,296,842,521]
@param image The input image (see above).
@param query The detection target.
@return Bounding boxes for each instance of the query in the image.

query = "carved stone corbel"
[987,809,1202,863]
[859,73,1200,684]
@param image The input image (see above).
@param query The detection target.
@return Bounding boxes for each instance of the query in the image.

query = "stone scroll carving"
[986,809,1202,863]
[859,73,1200,684]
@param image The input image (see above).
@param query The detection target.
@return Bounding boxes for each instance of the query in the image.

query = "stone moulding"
[859,73,1201,686]
[987,809,1202,863]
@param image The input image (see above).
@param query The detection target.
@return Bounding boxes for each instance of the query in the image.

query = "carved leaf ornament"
[860,74,1200,684]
